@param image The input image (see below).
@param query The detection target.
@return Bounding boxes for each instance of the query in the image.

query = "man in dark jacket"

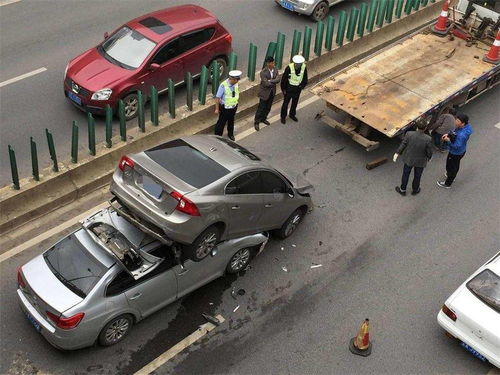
[394,120,434,196]
[280,55,308,124]
[429,107,456,151]
[437,113,473,188]
[254,56,280,131]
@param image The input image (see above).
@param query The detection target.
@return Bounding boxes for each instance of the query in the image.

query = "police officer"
[280,55,308,124]
[214,70,241,141]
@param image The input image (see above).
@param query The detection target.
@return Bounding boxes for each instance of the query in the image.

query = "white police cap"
[292,55,305,64]
[228,70,242,78]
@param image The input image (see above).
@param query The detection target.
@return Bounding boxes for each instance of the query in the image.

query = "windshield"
[44,234,107,298]
[100,26,156,69]
[466,269,500,313]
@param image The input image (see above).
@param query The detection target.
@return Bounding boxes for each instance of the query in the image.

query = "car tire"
[183,225,221,262]
[226,247,253,274]
[208,57,228,83]
[310,1,329,21]
[122,93,140,120]
[275,208,305,239]
[98,314,133,347]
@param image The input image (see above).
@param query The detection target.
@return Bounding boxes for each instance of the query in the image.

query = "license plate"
[280,0,294,11]
[67,91,82,106]
[460,341,487,362]
[24,310,41,332]
[143,175,163,199]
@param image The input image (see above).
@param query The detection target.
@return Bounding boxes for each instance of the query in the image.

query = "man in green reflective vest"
[280,55,308,124]
[214,70,241,141]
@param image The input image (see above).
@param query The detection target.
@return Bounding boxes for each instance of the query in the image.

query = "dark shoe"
[254,122,260,131]
[289,115,298,122]
[262,120,270,125]
[395,186,406,196]
[280,117,286,124]
[411,188,421,196]
[436,181,450,189]
[228,135,235,141]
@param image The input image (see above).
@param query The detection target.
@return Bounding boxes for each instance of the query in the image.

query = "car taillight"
[118,155,134,172]
[47,311,85,330]
[442,304,457,322]
[224,33,232,44]
[170,191,200,216]
[17,267,26,289]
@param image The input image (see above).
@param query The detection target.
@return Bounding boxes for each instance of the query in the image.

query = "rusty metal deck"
[311,32,494,137]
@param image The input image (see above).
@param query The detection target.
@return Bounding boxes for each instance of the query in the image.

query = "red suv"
[64,5,232,119]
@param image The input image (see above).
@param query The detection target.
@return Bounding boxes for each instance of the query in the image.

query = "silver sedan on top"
[110,135,313,262]
[17,206,268,350]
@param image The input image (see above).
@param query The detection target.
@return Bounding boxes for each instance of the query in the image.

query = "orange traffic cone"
[432,0,451,36]
[349,319,372,356]
[483,31,500,64]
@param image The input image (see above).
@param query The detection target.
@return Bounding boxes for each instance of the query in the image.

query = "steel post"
[376,0,388,27]
[45,128,58,172]
[30,137,39,181]
[347,7,360,42]
[336,10,347,46]
[105,104,112,148]
[71,121,78,163]
[118,100,126,141]
[137,91,145,132]
[413,0,420,11]
[303,26,312,60]
[358,3,368,37]
[150,86,159,126]
[367,0,379,32]
[404,0,413,15]
[168,79,175,119]
[395,0,405,18]
[228,52,237,71]
[248,43,257,81]
[386,0,395,22]
[211,60,220,96]
[314,21,325,56]
[291,30,302,58]
[325,16,335,51]
[8,145,20,190]
[263,41,277,68]
[198,65,209,105]
[87,112,96,156]
[275,32,285,69]
[186,72,193,111]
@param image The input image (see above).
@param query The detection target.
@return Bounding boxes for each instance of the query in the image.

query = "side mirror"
[103,32,109,39]
[287,187,295,198]
[149,63,160,71]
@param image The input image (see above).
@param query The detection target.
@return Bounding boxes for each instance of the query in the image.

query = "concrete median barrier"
[0,0,446,235]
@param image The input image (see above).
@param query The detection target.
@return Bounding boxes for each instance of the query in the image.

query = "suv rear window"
[145,139,230,188]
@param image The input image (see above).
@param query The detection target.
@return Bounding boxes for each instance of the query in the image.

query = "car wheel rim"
[125,97,138,117]
[196,232,217,259]
[105,318,129,344]
[315,4,327,19]
[285,213,302,237]
[230,248,251,272]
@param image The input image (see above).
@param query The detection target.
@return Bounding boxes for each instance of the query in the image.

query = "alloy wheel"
[313,3,328,20]
[285,213,302,237]
[124,97,138,118]
[195,232,218,259]
[105,318,130,344]
[230,248,251,272]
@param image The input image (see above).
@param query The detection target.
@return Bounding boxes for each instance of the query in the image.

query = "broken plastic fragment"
[231,289,237,300]
[281,266,288,272]
[280,247,284,251]
[233,305,240,313]
[292,244,296,248]
[311,264,323,269]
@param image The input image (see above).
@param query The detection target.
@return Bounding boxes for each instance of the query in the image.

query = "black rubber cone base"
[349,338,372,357]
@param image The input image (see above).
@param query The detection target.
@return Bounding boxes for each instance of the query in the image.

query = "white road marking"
[0,202,109,263]
[133,315,225,375]
[0,0,21,6]
[494,122,500,130]
[0,67,47,88]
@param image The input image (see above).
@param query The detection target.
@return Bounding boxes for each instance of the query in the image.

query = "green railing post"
[314,21,325,56]
[430,0,435,3]
[347,7,359,42]
[404,0,413,15]
[336,10,347,46]
[422,0,429,6]
[186,72,193,111]
[367,0,379,32]
[118,100,126,141]
[358,3,369,37]
[386,0,395,22]
[275,32,285,69]
[325,16,335,51]
[248,43,257,81]
[376,0,388,27]
[137,90,145,132]
[211,60,220,96]
[150,86,159,126]
[168,79,175,119]
[228,52,237,71]
[263,41,277,68]
[87,112,96,156]
[8,145,20,190]
[105,105,112,148]
[395,0,405,18]
[303,26,312,61]
[30,137,39,181]
[198,65,209,105]
[413,0,420,11]
[291,30,302,59]
[45,128,58,172]
[71,121,78,163]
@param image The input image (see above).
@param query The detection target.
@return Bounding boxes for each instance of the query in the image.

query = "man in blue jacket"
[437,113,473,188]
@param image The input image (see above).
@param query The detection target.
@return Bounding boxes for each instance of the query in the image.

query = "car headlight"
[91,88,112,100]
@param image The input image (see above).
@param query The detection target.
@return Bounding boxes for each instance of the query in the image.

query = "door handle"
[129,293,142,300]
[265,204,273,208]
[231,206,240,210]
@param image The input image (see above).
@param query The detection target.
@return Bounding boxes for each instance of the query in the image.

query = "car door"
[140,38,185,94]
[180,28,216,77]
[224,171,264,237]
[259,170,296,229]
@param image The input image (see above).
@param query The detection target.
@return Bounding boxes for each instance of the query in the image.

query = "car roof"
[126,5,217,43]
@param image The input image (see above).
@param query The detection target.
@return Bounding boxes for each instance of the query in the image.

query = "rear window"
[466,269,500,313]
[44,234,107,298]
[145,139,230,188]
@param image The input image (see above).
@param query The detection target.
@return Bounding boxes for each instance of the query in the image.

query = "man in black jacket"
[280,55,308,124]
[393,120,434,196]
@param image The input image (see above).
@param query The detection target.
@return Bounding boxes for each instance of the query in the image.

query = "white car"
[437,251,500,368]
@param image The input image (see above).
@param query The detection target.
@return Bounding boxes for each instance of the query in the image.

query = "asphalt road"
[0,0,359,186]
[1,82,498,374]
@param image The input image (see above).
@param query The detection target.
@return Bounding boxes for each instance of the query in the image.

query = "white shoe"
[437,181,451,189]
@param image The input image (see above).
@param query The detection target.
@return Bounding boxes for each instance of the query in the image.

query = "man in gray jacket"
[429,107,456,151]
[254,56,280,131]
[393,120,434,196]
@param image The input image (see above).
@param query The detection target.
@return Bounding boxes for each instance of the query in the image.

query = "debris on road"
[231,289,238,300]
[291,244,296,248]
[244,265,252,271]
[280,247,284,251]
[366,157,388,170]
[335,146,345,153]
[233,305,240,313]
[237,289,246,296]
[311,264,323,269]
[202,313,221,326]
[209,302,214,305]
[281,266,288,272]
[317,204,326,208]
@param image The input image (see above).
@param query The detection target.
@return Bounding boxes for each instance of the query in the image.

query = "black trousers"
[254,92,274,124]
[401,164,424,192]
[280,90,301,119]
[445,152,465,186]
[214,104,237,137]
